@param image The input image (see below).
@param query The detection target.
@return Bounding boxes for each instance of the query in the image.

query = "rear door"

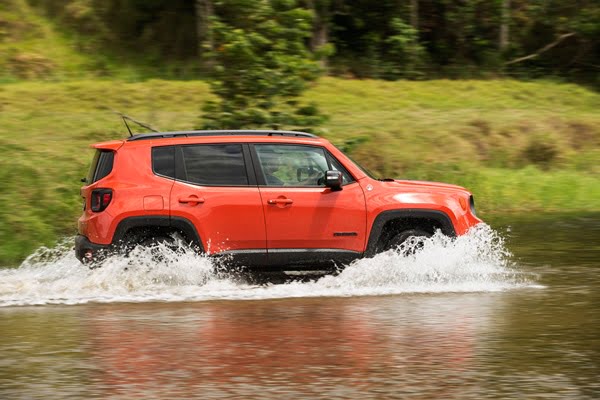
[252,144,367,264]
[169,143,266,259]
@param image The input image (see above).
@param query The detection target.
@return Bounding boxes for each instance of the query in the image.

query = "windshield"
[338,149,379,179]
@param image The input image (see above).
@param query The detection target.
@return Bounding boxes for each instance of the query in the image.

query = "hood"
[390,179,467,191]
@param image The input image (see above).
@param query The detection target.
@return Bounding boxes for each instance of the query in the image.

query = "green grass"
[0,78,599,266]
[0,0,94,81]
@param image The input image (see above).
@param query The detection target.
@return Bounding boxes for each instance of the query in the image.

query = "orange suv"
[76,130,481,269]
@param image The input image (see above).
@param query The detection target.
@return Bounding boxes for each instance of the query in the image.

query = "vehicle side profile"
[75,130,482,270]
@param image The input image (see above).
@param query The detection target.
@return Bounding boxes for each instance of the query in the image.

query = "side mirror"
[325,170,343,191]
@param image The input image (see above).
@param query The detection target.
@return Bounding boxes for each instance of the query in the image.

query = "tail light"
[91,189,113,212]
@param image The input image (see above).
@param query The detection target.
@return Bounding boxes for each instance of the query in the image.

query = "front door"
[169,143,266,260]
[252,144,367,265]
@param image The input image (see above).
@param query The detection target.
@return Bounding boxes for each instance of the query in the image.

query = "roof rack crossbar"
[127,130,317,141]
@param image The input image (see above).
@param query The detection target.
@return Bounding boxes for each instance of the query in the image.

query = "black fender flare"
[365,209,456,257]
[112,216,204,252]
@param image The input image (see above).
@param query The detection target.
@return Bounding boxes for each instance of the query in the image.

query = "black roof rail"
[127,130,318,141]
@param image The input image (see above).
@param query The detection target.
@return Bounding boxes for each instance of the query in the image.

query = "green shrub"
[523,138,558,169]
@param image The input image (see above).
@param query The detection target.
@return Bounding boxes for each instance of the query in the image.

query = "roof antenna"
[107,108,161,135]
[122,116,133,137]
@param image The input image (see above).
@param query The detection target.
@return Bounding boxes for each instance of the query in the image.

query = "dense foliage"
[21,0,599,85]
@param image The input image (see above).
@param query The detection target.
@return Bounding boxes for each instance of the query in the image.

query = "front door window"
[255,145,329,187]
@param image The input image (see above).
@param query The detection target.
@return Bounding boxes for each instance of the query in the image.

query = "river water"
[0,215,598,399]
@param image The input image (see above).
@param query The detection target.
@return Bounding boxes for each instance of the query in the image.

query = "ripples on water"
[0,225,534,307]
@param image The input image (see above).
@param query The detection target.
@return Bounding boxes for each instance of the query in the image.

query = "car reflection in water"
[85,295,489,397]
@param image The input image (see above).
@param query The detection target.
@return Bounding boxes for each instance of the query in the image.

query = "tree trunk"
[307,0,329,67]
[499,0,510,51]
[312,19,329,51]
[195,0,214,63]
[410,0,418,31]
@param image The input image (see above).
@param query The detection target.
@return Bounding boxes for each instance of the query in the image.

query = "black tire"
[387,229,432,255]
[139,235,175,247]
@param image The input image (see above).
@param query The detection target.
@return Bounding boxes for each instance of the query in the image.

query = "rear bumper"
[75,234,110,264]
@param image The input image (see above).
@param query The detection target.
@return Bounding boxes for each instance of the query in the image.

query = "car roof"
[92,130,331,150]
[127,130,317,141]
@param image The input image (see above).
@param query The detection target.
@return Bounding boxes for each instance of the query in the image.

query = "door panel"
[259,184,367,252]
[252,144,367,253]
[170,182,266,254]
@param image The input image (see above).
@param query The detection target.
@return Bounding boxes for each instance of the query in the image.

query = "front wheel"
[387,229,432,255]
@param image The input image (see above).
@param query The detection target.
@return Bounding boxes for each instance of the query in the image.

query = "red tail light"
[91,189,113,212]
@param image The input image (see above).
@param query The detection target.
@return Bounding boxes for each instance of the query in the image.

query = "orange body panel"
[361,179,481,236]
[170,181,266,254]
[79,145,172,244]
[259,183,367,252]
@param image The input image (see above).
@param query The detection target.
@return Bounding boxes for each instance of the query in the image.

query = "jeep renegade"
[76,130,481,269]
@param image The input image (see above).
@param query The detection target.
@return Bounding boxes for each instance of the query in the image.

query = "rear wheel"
[131,234,180,263]
[387,229,432,255]
[138,235,175,247]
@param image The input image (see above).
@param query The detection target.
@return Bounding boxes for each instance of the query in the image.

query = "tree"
[303,0,335,67]
[499,0,510,51]
[195,0,214,63]
[201,0,326,131]
[505,0,599,83]
[384,17,426,79]
[410,0,419,31]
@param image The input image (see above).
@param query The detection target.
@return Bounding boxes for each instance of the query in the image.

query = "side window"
[86,150,114,184]
[181,144,248,186]
[152,146,175,179]
[255,144,328,187]
[327,153,355,185]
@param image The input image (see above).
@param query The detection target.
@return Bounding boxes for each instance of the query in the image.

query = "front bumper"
[75,234,110,265]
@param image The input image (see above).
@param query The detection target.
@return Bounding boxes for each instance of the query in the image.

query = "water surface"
[0,215,598,399]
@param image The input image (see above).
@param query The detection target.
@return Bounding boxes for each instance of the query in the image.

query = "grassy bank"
[0,78,599,265]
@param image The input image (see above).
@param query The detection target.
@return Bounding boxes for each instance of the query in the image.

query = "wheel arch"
[112,215,204,251]
[365,209,456,256]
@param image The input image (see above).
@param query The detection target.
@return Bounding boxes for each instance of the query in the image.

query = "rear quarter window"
[152,146,176,178]
[86,150,114,183]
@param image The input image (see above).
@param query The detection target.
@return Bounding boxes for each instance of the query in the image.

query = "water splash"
[0,224,533,307]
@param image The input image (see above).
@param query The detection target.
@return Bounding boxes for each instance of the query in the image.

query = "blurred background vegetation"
[0,0,598,265]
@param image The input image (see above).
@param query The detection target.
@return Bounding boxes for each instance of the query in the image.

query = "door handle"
[267,198,293,205]
[179,196,205,204]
